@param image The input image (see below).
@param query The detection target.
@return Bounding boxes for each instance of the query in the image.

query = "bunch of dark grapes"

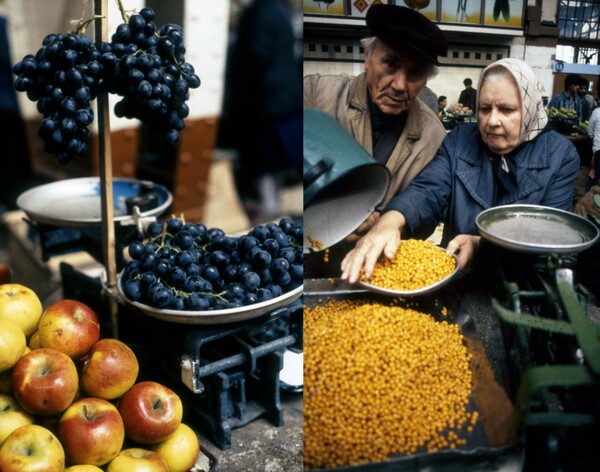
[120,217,303,311]
[12,6,201,163]
[106,7,201,145]
[12,33,103,163]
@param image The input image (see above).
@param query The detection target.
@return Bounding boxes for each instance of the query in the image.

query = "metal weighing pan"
[358,251,460,297]
[17,177,172,227]
[117,273,303,325]
[476,204,599,254]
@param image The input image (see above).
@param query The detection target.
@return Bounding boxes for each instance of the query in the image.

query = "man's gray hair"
[360,36,438,79]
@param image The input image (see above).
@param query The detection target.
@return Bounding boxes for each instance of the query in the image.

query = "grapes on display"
[12,33,100,164]
[121,217,303,311]
[11,5,201,163]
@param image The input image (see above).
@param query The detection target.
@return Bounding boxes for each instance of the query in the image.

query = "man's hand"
[341,211,405,284]
[445,234,481,270]
[344,211,380,244]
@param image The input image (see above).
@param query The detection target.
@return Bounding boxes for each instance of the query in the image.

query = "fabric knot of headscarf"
[477,58,548,146]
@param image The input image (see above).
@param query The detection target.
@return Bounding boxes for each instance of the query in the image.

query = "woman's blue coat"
[385,123,580,245]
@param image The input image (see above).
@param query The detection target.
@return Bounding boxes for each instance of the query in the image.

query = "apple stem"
[153,398,163,410]
[83,404,93,421]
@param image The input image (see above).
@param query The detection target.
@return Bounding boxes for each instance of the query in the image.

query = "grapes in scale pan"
[11,6,201,164]
[121,217,303,311]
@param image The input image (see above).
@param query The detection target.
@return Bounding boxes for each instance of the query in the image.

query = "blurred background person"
[578,76,595,121]
[458,77,476,112]
[438,95,447,119]
[548,73,583,121]
[218,0,302,223]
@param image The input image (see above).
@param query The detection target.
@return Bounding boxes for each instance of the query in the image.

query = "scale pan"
[17,177,172,227]
[117,273,303,325]
[476,204,599,254]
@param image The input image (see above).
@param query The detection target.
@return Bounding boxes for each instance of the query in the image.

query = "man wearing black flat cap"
[303,4,448,277]
[304,4,448,241]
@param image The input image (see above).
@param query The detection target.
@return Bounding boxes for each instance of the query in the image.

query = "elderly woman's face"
[478,76,522,155]
[365,41,429,116]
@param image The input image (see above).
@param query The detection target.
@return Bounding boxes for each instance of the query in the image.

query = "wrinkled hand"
[344,211,380,244]
[341,211,405,284]
[445,234,481,270]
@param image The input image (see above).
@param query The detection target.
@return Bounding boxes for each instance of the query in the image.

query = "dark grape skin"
[120,217,303,311]
[14,7,201,156]
[107,9,201,145]
[12,33,100,163]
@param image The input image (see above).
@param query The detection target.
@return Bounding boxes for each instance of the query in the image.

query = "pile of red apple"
[0,283,200,472]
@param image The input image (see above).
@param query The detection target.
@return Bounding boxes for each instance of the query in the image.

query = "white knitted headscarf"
[477,58,548,145]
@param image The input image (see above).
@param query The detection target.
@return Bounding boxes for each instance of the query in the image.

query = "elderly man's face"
[365,40,429,116]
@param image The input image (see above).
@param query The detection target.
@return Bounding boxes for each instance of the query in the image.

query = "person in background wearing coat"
[221,0,302,222]
[304,5,447,273]
[341,58,580,283]
[458,78,476,112]
[548,74,583,122]
[438,95,447,118]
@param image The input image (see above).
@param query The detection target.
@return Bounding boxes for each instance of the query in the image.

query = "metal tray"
[117,273,303,325]
[303,282,521,471]
[358,250,459,297]
[17,177,172,227]
[476,204,599,254]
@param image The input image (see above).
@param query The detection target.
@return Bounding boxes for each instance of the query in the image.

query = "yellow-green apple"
[152,422,200,472]
[118,381,183,444]
[65,465,104,472]
[28,330,42,350]
[0,284,43,337]
[0,393,34,445]
[0,424,65,472]
[38,299,100,359]
[12,348,79,415]
[0,319,26,373]
[107,448,168,472]
[59,397,125,466]
[80,338,139,400]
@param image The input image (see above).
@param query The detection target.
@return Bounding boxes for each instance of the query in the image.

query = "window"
[558,0,600,41]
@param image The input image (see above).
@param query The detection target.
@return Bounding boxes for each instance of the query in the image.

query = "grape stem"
[74,15,104,35]
[114,0,129,24]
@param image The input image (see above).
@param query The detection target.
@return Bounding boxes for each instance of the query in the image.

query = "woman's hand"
[344,211,380,244]
[341,211,405,284]
[445,234,481,270]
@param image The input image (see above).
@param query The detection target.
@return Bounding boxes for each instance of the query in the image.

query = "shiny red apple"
[58,397,125,466]
[12,349,78,416]
[80,338,139,400]
[38,299,100,360]
[118,381,183,444]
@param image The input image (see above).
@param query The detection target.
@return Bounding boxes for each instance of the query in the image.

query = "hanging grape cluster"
[107,8,200,146]
[13,34,101,164]
[120,217,303,311]
[11,6,201,164]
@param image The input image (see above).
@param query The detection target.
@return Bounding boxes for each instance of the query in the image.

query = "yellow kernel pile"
[304,299,476,470]
[363,239,456,291]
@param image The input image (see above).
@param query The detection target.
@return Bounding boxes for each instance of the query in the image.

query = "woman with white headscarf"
[341,58,580,282]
